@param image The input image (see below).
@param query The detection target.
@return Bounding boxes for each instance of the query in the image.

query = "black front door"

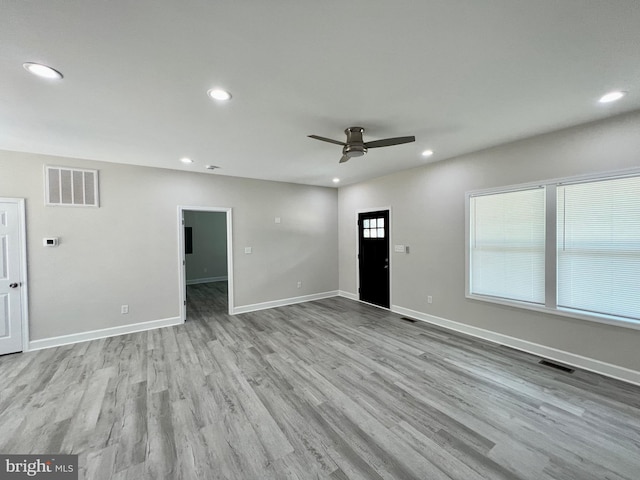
[358,210,390,308]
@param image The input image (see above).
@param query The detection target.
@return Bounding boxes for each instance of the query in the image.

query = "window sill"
[465,293,640,331]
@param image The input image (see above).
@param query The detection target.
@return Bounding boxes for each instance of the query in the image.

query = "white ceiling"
[2,1,639,187]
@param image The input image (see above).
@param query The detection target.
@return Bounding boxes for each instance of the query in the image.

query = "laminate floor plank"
[1,281,639,479]
[390,420,488,480]
[144,390,178,480]
[250,380,339,478]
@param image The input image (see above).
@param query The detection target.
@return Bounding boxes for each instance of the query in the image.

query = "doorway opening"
[178,207,233,320]
[357,208,391,309]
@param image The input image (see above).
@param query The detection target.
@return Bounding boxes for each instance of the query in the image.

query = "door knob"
[9,283,18,288]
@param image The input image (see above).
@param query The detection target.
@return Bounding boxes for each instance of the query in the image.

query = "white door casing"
[0,199,27,355]
[178,206,234,319]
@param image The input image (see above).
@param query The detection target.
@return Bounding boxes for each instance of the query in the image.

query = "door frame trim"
[177,206,234,319]
[0,197,29,353]
[355,206,392,310]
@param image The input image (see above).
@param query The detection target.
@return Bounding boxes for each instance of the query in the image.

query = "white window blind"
[470,187,546,304]
[557,176,640,320]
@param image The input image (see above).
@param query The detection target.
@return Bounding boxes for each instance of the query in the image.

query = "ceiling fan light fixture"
[207,88,232,101]
[343,142,367,158]
[598,91,626,103]
[345,149,365,157]
[23,62,63,79]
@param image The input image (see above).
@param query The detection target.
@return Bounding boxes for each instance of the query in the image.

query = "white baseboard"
[338,291,394,313]
[391,305,640,387]
[186,276,228,285]
[233,290,339,315]
[338,290,358,301]
[28,316,183,352]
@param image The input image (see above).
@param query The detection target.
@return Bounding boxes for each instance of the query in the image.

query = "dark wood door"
[358,210,390,308]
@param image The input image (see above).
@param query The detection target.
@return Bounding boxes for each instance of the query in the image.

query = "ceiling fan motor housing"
[344,127,367,157]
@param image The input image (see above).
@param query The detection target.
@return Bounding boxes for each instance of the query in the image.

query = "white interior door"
[0,200,25,355]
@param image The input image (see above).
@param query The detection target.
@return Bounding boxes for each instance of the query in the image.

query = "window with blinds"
[45,166,99,207]
[557,176,640,320]
[469,188,546,304]
[467,170,640,327]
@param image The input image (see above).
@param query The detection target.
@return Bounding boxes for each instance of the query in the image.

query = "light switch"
[244,247,252,254]
[275,217,281,224]
[394,244,406,253]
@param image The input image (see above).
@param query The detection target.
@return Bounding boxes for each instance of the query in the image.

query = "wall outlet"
[203,267,208,273]
[427,296,433,304]
[297,281,302,288]
[43,237,59,247]
[121,305,129,314]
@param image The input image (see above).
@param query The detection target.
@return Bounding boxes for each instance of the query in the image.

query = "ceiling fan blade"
[339,155,350,163]
[308,135,346,146]
[364,136,415,149]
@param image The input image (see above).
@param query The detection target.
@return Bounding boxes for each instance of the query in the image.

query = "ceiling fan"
[308,127,415,163]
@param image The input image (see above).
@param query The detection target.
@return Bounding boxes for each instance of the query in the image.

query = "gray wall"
[339,110,640,371]
[184,211,227,282]
[0,150,338,340]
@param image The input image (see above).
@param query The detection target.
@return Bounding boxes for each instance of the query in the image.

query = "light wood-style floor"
[1,282,639,479]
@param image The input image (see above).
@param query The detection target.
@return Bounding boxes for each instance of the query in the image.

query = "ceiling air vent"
[45,166,99,207]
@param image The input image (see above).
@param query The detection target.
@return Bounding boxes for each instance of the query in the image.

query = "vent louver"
[539,360,575,374]
[45,166,99,207]
[400,317,417,323]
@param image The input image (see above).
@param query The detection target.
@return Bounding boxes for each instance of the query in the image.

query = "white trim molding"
[186,276,228,285]
[178,206,234,317]
[233,291,339,315]
[338,290,358,301]
[28,316,182,351]
[391,304,640,387]
[338,291,391,312]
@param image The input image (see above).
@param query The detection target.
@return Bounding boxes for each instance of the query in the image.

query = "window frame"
[465,167,640,331]
[468,185,547,305]
[362,216,386,239]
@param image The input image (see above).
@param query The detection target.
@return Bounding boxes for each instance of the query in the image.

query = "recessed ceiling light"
[599,91,626,103]
[207,88,232,101]
[421,149,434,157]
[332,178,340,183]
[23,62,63,79]
[180,157,193,164]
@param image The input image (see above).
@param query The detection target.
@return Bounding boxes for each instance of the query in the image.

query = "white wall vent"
[45,166,99,207]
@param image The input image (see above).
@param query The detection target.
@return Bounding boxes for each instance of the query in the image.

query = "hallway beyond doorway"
[186,282,228,321]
